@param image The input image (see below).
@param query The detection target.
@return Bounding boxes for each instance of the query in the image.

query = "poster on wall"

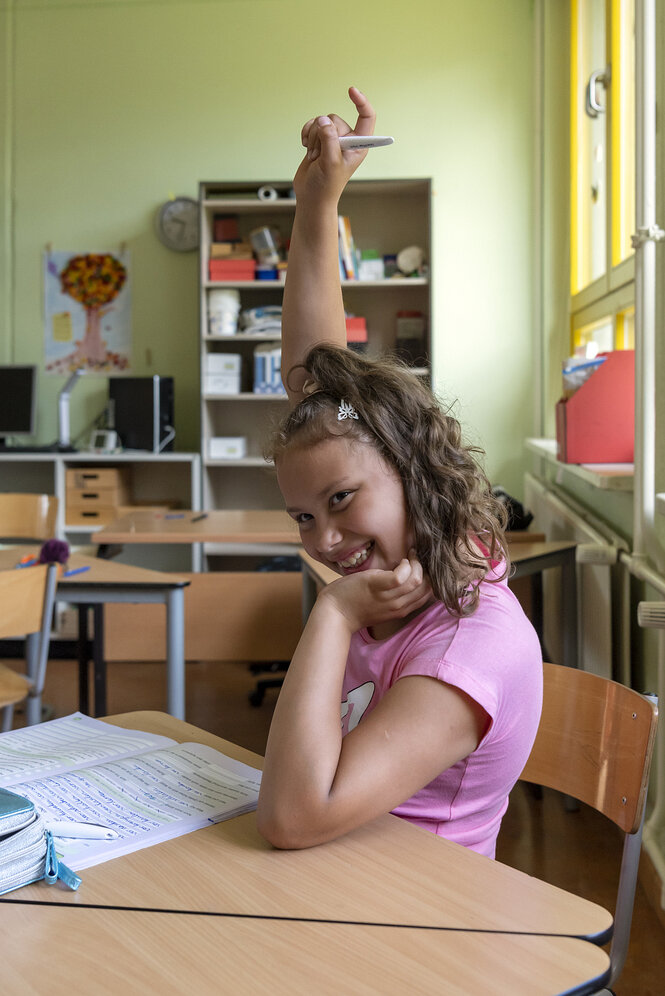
[43,250,132,374]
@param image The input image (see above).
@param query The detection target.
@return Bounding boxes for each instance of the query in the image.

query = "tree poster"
[44,250,132,374]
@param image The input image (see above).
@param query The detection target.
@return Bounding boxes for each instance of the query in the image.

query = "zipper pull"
[44,830,82,891]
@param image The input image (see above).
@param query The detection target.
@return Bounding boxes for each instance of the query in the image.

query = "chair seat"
[0,664,32,708]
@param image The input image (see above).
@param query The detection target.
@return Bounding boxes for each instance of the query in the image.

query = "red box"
[209,260,256,281]
[213,215,239,241]
[555,350,634,463]
[345,316,367,343]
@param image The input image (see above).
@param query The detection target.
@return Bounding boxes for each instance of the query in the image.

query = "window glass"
[572,0,608,294]
[611,0,635,266]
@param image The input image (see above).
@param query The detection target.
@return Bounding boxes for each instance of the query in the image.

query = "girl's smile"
[276,435,413,577]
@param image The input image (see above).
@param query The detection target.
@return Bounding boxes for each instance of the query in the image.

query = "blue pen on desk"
[62,565,91,578]
[165,512,185,519]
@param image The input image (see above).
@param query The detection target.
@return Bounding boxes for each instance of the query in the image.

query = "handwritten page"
[1,714,262,871]
[0,712,175,787]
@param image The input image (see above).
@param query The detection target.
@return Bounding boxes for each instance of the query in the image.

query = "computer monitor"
[0,365,37,447]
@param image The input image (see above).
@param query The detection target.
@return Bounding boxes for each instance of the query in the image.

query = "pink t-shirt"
[340,569,543,858]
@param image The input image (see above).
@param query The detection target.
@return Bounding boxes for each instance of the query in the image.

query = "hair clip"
[338,399,359,421]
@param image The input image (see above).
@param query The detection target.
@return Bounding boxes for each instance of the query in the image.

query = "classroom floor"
[9,656,665,996]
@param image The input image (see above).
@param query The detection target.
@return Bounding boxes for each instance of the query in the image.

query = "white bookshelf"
[198,178,432,515]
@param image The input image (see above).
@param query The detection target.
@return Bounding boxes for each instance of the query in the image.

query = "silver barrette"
[338,399,359,421]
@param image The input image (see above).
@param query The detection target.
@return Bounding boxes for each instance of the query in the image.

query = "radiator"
[524,473,625,679]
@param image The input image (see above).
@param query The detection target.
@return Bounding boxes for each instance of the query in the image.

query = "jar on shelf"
[208,289,241,337]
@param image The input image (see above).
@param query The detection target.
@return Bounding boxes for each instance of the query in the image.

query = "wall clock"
[155,196,199,252]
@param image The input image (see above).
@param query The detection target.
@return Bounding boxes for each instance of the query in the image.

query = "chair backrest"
[0,563,53,640]
[521,662,658,834]
[520,662,658,990]
[0,493,58,541]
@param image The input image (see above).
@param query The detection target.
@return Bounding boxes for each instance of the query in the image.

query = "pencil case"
[0,787,82,895]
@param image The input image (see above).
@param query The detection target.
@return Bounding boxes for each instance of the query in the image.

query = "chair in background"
[0,492,58,541]
[0,563,58,731]
[519,662,658,994]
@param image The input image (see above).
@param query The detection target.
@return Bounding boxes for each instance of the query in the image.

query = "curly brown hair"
[267,345,508,616]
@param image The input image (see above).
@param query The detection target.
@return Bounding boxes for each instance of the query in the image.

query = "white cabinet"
[198,178,432,514]
[0,451,201,571]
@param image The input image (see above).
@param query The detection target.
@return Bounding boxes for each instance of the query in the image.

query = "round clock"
[155,196,199,251]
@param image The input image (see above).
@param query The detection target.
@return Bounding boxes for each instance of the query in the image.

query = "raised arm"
[281,87,376,403]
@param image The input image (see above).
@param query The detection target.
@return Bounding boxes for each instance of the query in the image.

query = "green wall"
[1,0,535,497]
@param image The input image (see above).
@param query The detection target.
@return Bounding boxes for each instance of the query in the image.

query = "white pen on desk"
[47,821,119,840]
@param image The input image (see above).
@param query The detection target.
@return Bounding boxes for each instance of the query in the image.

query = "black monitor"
[0,365,37,446]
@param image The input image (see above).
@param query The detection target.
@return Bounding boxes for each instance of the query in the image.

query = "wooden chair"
[520,662,659,994]
[0,563,58,731]
[0,492,58,541]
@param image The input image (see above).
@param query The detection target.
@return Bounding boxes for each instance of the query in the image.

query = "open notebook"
[0,713,261,871]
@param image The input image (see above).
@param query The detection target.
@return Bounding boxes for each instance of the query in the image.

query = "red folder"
[555,350,634,464]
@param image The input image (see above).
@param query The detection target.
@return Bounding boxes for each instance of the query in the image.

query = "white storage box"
[205,353,241,395]
[206,353,241,374]
[209,436,247,460]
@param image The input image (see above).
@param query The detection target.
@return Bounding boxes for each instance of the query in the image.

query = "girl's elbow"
[256,798,331,850]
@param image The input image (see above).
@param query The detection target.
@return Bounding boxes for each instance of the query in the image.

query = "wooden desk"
[95,508,299,549]
[0,904,610,995]
[2,712,611,994]
[300,538,579,671]
[0,549,189,721]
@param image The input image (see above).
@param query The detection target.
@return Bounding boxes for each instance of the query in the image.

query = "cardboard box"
[555,350,634,463]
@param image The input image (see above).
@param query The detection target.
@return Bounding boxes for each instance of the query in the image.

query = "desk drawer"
[65,504,120,526]
[66,467,131,492]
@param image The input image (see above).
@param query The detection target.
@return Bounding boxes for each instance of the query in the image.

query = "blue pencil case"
[0,787,81,895]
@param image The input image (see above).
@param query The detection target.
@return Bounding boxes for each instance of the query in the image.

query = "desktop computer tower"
[108,375,175,452]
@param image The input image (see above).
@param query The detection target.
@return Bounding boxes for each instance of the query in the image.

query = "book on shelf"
[0,712,261,872]
[338,215,358,280]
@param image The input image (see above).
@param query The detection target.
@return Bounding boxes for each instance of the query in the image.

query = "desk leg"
[25,632,41,726]
[77,605,90,714]
[166,588,186,720]
[301,567,318,627]
[93,605,106,717]
[561,550,578,671]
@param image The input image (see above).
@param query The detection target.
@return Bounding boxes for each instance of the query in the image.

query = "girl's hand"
[319,550,433,634]
[293,86,376,206]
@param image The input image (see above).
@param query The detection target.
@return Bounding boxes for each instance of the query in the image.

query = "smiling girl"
[256,88,542,858]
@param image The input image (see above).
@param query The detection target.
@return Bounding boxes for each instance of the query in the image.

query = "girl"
[256,88,542,858]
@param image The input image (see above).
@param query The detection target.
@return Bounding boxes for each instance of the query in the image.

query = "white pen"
[48,821,119,840]
[339,135,394,150]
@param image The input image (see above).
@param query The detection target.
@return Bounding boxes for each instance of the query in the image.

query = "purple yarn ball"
[39,538,70,564]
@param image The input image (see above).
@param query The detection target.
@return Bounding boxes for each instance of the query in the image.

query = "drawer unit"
[65,467,132,526]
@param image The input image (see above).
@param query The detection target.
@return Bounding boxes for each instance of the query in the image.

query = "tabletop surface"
[0,903,611,996]
[94,508,300,545]
[0,547,189,587]
[300,538,578,587]
[12,711,613,944]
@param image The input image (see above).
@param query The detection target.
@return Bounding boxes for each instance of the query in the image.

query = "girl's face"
[277,435,414,576]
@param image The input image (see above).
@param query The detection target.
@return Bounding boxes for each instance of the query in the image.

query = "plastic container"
[207,289,241,336]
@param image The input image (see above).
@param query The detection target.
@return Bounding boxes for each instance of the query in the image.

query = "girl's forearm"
[257,596,352,844]
[281,201,347,400]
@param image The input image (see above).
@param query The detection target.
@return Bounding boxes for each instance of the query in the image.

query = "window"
[570,0,635,347]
